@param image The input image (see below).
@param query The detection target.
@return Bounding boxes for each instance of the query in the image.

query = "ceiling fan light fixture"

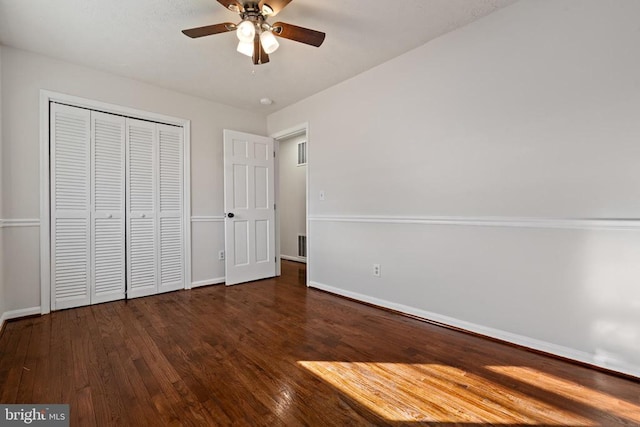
[182,1,326,65]
[261,4,274,15]
[260,30,279,54]
[237,40,254,57]
[236,20,255,43]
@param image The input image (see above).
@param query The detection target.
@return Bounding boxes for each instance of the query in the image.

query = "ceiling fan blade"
[259,0,292,16]
[217,0,244,13]
[253,36,270,65]
[272,22,325,47]
[182,23,235,38]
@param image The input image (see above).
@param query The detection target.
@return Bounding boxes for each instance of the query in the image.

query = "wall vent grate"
[297,141,307,166]
[298,234,307,258]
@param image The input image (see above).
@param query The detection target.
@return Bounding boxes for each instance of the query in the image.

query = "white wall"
[0,45,267,313]
[268,0,640,377]
[279,134,306,261]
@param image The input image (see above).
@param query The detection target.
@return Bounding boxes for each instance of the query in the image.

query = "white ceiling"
[0,0,515,113]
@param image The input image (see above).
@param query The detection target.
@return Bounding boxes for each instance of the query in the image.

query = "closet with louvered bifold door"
[126,119,184,299]
[50,103,184,310]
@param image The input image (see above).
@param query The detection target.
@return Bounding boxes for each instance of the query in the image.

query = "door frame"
[39,90,192,314]
[270,122,310,284]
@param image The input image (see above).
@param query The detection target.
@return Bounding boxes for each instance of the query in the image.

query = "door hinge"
[274,203,276,210]
[273,150,276,158]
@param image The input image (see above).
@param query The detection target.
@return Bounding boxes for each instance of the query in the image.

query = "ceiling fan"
[182,0,325,65]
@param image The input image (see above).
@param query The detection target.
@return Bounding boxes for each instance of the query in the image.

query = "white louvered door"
[158,124,184,293]
[51,103,92,310]
[126,119,159,299]
[126,120,185,298]
[51,104,185,310]
[91,112,126,304]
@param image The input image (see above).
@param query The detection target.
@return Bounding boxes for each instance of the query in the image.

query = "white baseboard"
[0,306,42,332]
[309,281,640,379]
[191,277,225,288]
[280,255,307,264]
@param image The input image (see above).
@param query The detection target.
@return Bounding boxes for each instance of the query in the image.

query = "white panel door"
[158,124,184,293]
[51,103,92,310]
[91,112,126,304]
[223,130,275,286]
[126,119,158,298]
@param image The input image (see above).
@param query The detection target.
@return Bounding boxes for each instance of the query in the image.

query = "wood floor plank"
[14,317,43,403]
[84,307,128,426]
[1,260,639,426]
[30,317,52,404]
[0,320,33,402]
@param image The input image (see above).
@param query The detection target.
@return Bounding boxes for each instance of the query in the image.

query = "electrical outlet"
[218,250,225,261]
[373,264,381,277]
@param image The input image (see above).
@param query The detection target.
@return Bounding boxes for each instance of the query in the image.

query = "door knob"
[141,213,146,218]
[107,214,113,219]
[227,213,235,218]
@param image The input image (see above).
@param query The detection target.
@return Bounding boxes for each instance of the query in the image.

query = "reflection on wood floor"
[1,260,638,426]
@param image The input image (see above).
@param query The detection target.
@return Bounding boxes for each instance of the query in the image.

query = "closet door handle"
[107,214,113,219]
[141,213,146,218]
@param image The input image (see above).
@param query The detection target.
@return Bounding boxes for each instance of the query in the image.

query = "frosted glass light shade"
[260,30,279,54]
[237,40,254,57]
[236,20,255,42]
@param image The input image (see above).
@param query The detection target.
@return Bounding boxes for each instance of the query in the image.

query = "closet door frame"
[39,90,192,314]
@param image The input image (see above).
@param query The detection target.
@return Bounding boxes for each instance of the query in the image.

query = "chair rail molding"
[308,215,640,231]
[0,218,41,228]
[191,216,225,222]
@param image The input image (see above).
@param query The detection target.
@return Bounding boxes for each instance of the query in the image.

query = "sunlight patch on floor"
[298,361,595,425]
[487,365,640,424]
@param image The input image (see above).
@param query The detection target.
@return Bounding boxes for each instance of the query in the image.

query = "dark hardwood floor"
[1,260,639,426]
